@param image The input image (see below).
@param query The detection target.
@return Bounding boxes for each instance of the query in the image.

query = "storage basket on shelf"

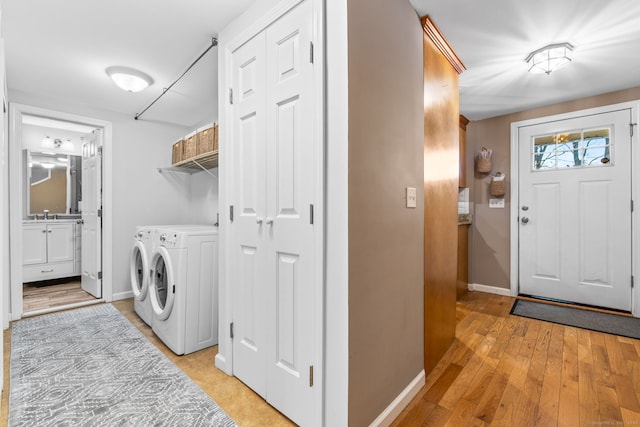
[172,139,184,164]
[196,123,218,155]
[183,132,198,160]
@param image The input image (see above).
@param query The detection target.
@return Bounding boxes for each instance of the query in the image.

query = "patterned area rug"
[9,304,236,427]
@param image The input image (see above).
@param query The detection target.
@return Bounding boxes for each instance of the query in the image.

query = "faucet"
[43,210,49,220]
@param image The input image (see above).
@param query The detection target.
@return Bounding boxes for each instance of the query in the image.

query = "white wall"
[7,89,204,300]
[190,170,219,225]
[0,26,7,394]
[325,0,350,424]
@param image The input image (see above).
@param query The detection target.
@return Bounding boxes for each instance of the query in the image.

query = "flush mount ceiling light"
[105,66,153,92]
[525,42,574,75]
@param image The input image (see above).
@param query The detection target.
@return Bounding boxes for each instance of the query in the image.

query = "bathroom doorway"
[8,104,113,319]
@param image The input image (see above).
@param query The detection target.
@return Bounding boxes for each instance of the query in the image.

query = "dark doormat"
[510,299,640,339]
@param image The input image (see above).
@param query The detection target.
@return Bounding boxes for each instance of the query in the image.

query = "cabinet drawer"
[23,262,75,283]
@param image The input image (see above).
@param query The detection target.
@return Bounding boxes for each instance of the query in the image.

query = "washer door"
[150,246,175,321]
[130,240,149,301]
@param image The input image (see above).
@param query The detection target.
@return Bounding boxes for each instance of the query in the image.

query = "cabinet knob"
[521,217,529,224]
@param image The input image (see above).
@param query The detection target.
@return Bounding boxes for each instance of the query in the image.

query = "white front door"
[81,129,102,298]
[229,1,318,425]
[518,109,632,311]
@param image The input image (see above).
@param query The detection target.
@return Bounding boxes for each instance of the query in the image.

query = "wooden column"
[422,16,465,373]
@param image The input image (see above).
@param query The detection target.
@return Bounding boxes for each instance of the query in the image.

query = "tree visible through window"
[532,127,611,170]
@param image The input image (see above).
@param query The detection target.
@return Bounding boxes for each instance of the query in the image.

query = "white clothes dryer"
[149,226,219,355]
[130,224,213,326]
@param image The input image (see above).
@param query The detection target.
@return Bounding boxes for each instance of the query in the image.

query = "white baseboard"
[468,283,512,297]
[112,290,133,301]
[369,370,425,427]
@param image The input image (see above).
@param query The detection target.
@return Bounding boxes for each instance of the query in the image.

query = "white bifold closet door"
[229,1,318,425]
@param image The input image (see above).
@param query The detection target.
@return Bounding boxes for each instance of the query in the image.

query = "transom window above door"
[531,127,612,171]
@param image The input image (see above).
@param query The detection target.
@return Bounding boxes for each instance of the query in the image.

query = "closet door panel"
[230,31,268,398]
[264,1,316,425]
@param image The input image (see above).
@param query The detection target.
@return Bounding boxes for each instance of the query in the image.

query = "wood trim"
[421,16,466,75]
[459,114,469,128]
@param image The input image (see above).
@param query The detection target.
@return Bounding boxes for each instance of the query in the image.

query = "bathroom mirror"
[25,150,82,215]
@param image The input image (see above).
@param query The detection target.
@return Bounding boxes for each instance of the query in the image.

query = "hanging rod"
[135,37,218,120]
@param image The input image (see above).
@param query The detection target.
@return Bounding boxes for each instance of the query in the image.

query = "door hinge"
[230,205,234,223]
[98,271,102,280]
[229,88,234,105]
[310,204,314,225]
[172,285,176,294]
[97,146,103,156]
[309,42,314,64]
[631,123,638,137]
[98,208,103,218]
[230,322,234,339]
[632,276,635,288]
[632,200,635,213]
[309,365,314,387]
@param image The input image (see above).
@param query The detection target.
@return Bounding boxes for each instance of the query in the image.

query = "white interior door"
[229,1,318,425]
[263,2,316,424]
[231,30,268,397]
[81,129,102,298]
[518,109,632,311]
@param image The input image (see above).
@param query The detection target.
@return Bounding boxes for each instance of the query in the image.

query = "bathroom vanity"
[22,219,81,282]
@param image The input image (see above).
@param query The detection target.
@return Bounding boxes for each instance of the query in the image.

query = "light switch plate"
[489,198,505,208]
[406,187,417,208]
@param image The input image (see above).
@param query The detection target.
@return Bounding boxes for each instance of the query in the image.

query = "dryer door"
[150,246,175,321]
[130,240,149,301]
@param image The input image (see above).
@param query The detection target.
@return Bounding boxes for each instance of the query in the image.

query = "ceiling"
[411,0,640,120]
[3,1,640,126]
[2,0,256,128]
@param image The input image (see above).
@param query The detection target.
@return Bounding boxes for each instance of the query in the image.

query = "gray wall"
[468,85,640,289]
[347,0,424,425]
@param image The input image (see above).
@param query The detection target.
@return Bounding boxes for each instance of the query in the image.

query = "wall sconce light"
[526,42,574,75]
[106,66,154,92]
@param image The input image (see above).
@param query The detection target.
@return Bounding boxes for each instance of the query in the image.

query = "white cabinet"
[227,1,321,425]
[22,221,79,282]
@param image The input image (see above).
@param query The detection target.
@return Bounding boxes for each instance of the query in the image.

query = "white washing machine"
[130,224,212,326]
[149,226,219,355]
[130,226,155,325]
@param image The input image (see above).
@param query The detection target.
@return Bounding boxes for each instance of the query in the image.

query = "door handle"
[266,217,274,225]
[521,217,529,224]
[77,219,84,224]
[256,217,264,225]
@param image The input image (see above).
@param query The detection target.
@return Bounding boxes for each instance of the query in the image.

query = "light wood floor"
[23,279,97,313]
[392,291,640,426]
[4,292,640,426]
[1,298,294,427]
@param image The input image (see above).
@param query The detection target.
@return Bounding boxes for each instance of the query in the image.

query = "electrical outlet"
[406,187,417,208]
